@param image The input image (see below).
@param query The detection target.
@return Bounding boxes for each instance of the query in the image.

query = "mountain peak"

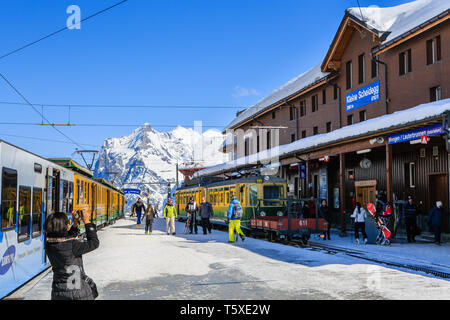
[94,124,227,209]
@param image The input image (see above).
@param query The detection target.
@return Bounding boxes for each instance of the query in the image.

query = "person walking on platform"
[164,199,177,235]
[185,197,198,234]
[351,202,368,244]
[227,196,245,243]
[402,196,418,243]
[428,201,446,245]
[144,203,157,235]
[319,199,332,240]
[199,197,214,235]
[133,198,146,227]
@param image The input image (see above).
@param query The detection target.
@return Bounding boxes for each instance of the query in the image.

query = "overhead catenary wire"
[0,101,240,109]
[0,121,336,130]
[0,0,129,61]
[0,72,84,149]
[0,132,100,147]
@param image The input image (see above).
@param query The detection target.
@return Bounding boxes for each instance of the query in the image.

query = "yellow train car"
[176,176,287,227]
[48,159,124,229]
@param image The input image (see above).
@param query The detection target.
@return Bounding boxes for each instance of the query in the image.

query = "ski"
[184,213,191,234]
[367,202,392,245]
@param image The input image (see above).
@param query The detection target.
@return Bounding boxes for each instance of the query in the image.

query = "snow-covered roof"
[347,0,450,45]
[197,99,450,177]
[224,63,329,131]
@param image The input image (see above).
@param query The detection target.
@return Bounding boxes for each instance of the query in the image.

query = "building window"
[409,162,416,188]
[359,110,367,122]
[289,106,297,121]
[291,133,296,142]
[346,60,352,90]
[2,168,17,230]
[371,56,379,78]
[333,85,338,100]
[326,122,332,133]
[312,95,318,112]
[266,131,271,150]
[427,35,441,65]
[257,135,260,153]
[300,100,306,117]
[302,130,306,138]
[347,114,354,125]
[313,126,319,135]
[322,89,326,105]
[272,111,276,119]
[358,53,365,84]
[399,49,412,76]
[430,86,442,102]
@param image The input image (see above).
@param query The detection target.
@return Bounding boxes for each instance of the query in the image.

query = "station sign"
[388,124,444,144]
[346,80,380,112]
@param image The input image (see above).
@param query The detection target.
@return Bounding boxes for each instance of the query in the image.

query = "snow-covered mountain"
[93,123,227,211]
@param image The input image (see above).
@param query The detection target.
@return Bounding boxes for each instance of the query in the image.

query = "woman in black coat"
[44,210,99,300]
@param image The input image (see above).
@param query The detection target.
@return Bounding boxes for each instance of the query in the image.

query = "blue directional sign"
[346,80,380,112]
[388,124,444,144]
[123,188,141,195]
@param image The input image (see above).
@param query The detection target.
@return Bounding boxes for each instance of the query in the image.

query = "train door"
[91,184,96,223]
[46,167,60,215]
[106,189,110,223]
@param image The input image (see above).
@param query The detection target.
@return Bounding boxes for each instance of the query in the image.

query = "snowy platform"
[8,218,450,300]
[310,229,450,270]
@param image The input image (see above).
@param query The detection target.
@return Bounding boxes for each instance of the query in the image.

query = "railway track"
[299,240,450,280]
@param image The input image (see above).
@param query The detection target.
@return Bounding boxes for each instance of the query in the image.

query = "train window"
[220,192,224,204]
[263,185,284,206]
[34,163,42,174]
[62,180,69,214]
[18,186,31,241]
[32,188,42,238]
[249,185,258,206]
[226,192,229,204]
[1,168,17,230]
[76,179,80,204]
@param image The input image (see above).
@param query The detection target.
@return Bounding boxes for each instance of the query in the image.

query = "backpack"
[232,203,243,219]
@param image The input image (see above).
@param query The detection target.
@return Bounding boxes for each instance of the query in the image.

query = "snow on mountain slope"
[93,123,227,210]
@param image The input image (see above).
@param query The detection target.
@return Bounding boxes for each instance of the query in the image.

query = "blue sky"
[0,0,412,162]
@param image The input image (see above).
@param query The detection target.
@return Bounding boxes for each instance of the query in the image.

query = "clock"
[360,158,372,169]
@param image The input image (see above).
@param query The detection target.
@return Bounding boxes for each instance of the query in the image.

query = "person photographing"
[44,210,99,300]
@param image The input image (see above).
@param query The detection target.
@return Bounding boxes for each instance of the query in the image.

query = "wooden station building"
[197,1,450,234]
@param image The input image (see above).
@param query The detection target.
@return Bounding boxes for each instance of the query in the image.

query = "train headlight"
[260,211,266,217]
[277,211,283,217]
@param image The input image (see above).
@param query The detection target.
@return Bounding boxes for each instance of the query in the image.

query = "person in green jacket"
[164,199,177,235]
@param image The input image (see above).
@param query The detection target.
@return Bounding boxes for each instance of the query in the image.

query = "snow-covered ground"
[12,218,450,300]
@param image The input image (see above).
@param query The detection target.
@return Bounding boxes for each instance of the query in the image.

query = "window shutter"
[426,39,433,65]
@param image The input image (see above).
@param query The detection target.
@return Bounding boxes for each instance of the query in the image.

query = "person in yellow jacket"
[164,199,177,235]
[6,205,15,227]
[227,196,245,243]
